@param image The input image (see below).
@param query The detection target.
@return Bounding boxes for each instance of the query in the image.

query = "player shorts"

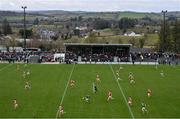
[14,104,18,108]
[60,110,64,113]
[130,80,134,83]
[128,101,132,104]
[142,107,146,111]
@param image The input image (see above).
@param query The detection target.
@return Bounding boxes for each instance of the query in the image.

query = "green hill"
[1,11,180,21]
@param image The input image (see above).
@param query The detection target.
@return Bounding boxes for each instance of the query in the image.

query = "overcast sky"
[0,0,179,12]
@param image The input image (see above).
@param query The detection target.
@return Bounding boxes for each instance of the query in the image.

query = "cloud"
[0,0,179,12]
[9,2,15,7]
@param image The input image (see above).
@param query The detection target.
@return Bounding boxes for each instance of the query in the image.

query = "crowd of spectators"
[131,52,180,65]
[64,49,180,65]
[0,51,180,65]
[0,52,28,63]
[0,51,55,63]
[65,50,129,64]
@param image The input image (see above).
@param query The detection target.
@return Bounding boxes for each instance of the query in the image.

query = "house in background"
[124,31,143,37]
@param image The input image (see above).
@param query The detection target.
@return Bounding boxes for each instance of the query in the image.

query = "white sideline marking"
[55,63,76,118]
[0,64,12,72]
[109,64,135,119]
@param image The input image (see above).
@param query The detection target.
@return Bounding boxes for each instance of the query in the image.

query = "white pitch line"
[55,63,76,118]
[0,64,12,72]
[109,64,135,119]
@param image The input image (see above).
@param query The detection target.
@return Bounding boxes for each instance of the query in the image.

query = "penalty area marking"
[55,63,76,118]
[109,64,135,119]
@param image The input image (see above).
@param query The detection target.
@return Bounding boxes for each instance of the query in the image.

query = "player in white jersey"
[128,96,133,106]
[25,81,31,90]
[13,99,18,110]
[129,72,135,84]
[58,105,65,117]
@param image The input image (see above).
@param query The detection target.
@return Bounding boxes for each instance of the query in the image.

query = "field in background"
[79,31,159,47]
[0,64,180,118]
[117,12,161,19]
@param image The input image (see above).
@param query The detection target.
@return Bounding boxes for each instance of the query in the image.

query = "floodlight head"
[22,6,27,9]
[162,10,167,13]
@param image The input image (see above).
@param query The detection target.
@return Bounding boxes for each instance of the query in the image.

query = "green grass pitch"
[0,63,180,118]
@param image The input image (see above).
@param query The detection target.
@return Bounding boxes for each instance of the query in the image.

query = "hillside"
[0,11,180,21]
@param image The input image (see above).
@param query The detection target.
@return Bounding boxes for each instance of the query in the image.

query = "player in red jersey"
[147,89,152,98]
[107,90,114,101]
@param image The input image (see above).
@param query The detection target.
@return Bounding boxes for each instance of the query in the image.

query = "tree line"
[92,17,137,30]
[158,20,180,53]
[1,18,12,35]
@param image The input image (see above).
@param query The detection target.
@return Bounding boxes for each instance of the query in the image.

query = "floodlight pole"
[162,10,167,52]
[22,6,27,52]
